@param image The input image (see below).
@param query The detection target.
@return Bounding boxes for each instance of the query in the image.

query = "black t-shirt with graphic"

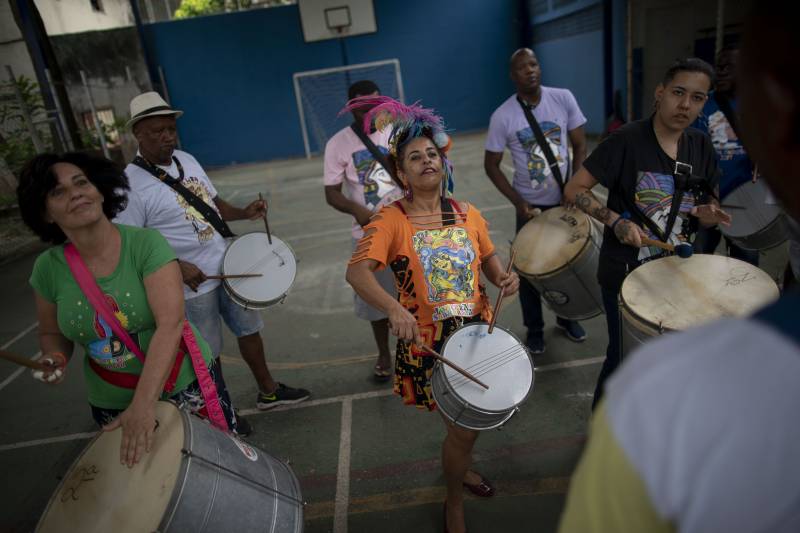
[584,117,718,291]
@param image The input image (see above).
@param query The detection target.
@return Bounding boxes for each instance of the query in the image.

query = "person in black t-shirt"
[564,58,732,408]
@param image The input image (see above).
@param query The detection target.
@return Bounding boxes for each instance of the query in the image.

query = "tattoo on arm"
[575,191,613,224]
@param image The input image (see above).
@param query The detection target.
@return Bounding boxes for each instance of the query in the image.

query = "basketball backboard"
[298,0,377,42]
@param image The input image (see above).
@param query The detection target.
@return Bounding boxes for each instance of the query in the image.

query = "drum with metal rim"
[720,179,788,250]
[222,232,297,310]
[431,323,534,431]
[36,401,304,533]
[512,207,603,320]
[620,255,780,355]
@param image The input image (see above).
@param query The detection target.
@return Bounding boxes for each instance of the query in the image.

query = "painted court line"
[0,350,41,393]
[0,431,96,453]
[333,398,353,533]
[0,357,602,452]
[1,322,38,350]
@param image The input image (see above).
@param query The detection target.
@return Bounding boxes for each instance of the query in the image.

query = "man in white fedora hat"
[116,92,311,430]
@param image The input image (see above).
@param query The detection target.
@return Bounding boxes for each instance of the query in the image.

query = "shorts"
[352,238,397,321]
[184,286,264,358]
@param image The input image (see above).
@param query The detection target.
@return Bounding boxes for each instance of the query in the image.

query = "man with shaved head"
[485,48,588,354]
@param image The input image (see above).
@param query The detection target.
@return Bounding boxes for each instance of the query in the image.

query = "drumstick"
[421,344,489,389]
[258,192,272,245]
[206,273,263,280]
[0,349,50,371]
[488,249,516,334]
[640,236,675,252]
[641,237,693,259]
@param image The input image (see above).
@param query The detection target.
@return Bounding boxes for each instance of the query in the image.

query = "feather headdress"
[341,95,454,195]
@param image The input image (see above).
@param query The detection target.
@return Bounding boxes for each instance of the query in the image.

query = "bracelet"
[609,217,625,232]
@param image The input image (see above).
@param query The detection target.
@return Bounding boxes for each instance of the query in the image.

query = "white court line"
[0,350,40,393]
[333,398,353,533]
[0,357,603,452]
[1,322,38,350]
[0,430,96,453]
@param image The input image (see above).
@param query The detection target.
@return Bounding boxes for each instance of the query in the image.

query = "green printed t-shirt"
[29,224,213,410]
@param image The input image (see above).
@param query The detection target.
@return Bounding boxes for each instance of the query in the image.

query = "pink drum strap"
[64,244,228,431]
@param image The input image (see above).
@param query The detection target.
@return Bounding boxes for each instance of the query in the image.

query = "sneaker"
[256,383,311,410]
[525,334,545,354]
[234,411,252,437]
[556,320,587,343]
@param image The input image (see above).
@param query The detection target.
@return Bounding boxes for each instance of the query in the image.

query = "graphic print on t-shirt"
[707,110,746,162]
[174,176,217,243]
[353,147,396,209]
[515,121,563,186]
[634,171,696,260]
[86,293,139,369]
[413,227,476,305]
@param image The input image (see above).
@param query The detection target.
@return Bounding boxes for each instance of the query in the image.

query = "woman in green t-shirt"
[17,152,238,467]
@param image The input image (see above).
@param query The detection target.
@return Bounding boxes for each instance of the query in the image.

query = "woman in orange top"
[346,97,519,533]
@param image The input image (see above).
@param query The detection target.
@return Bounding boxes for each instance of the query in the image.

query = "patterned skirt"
[393,315,482,410]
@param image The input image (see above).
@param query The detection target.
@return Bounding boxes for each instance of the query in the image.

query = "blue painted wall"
[142,0,519,166]
[533,31,605,134]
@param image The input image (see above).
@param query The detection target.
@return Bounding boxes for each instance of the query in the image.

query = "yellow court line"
[304,476,570,520]
[220,353,378,370]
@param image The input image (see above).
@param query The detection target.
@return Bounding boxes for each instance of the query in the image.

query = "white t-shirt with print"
[485,88,586,206]
[323,125,400,239]
[116,149,228,299]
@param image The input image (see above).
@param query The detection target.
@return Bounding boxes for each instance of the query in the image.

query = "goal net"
[293,59,405,158]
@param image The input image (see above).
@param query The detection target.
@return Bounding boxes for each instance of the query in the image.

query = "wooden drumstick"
[0,349,50,371]
[640,237,693,258]
[421,345,489,390]
[258,192,272,245]
[206,273,263,280]
[488,249,516,334]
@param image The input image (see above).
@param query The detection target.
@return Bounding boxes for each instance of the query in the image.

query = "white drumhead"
[440,323,533,412]
[513,207,593,276]
[721,179,784,238]
[620,255,779,332]
[223,233,297,305]
[37,402,184,533]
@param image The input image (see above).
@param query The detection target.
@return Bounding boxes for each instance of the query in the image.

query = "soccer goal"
[293,59,405,158]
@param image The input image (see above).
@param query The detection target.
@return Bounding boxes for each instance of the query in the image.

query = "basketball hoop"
[298,0,374,43]
[325,6,352,37]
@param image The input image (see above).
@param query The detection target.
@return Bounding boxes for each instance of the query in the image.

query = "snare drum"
[36,401,304,533]
[512,207,603,320]
[720,179,788,250]
[620,255,780,355]
[431,323,534,431]
[222,232,297,309]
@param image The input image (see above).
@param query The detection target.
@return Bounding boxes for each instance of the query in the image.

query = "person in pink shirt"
[324,81,402,381]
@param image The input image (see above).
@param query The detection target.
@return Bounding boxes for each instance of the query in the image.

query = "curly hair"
[16,152,130,244]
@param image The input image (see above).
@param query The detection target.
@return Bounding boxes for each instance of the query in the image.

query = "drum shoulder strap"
[516,96,565,192]
[350,123,395,180]
[131,156,235,239]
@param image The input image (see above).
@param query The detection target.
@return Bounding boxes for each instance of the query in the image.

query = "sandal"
[373,364,391,382]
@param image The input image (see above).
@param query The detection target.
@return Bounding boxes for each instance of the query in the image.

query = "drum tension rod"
[180,448,307,506]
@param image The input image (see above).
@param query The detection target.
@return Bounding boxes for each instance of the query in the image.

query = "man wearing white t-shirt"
[116,92,310,425]
[484,48,588,354]
[323,80,401,381]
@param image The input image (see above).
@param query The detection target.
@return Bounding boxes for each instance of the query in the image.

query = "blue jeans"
[693,226,759,266]
[592,286,622,410]
[184,286,264,358]
[516,207,578,339]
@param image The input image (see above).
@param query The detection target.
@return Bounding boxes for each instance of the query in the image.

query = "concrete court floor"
[0,131,788,533]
